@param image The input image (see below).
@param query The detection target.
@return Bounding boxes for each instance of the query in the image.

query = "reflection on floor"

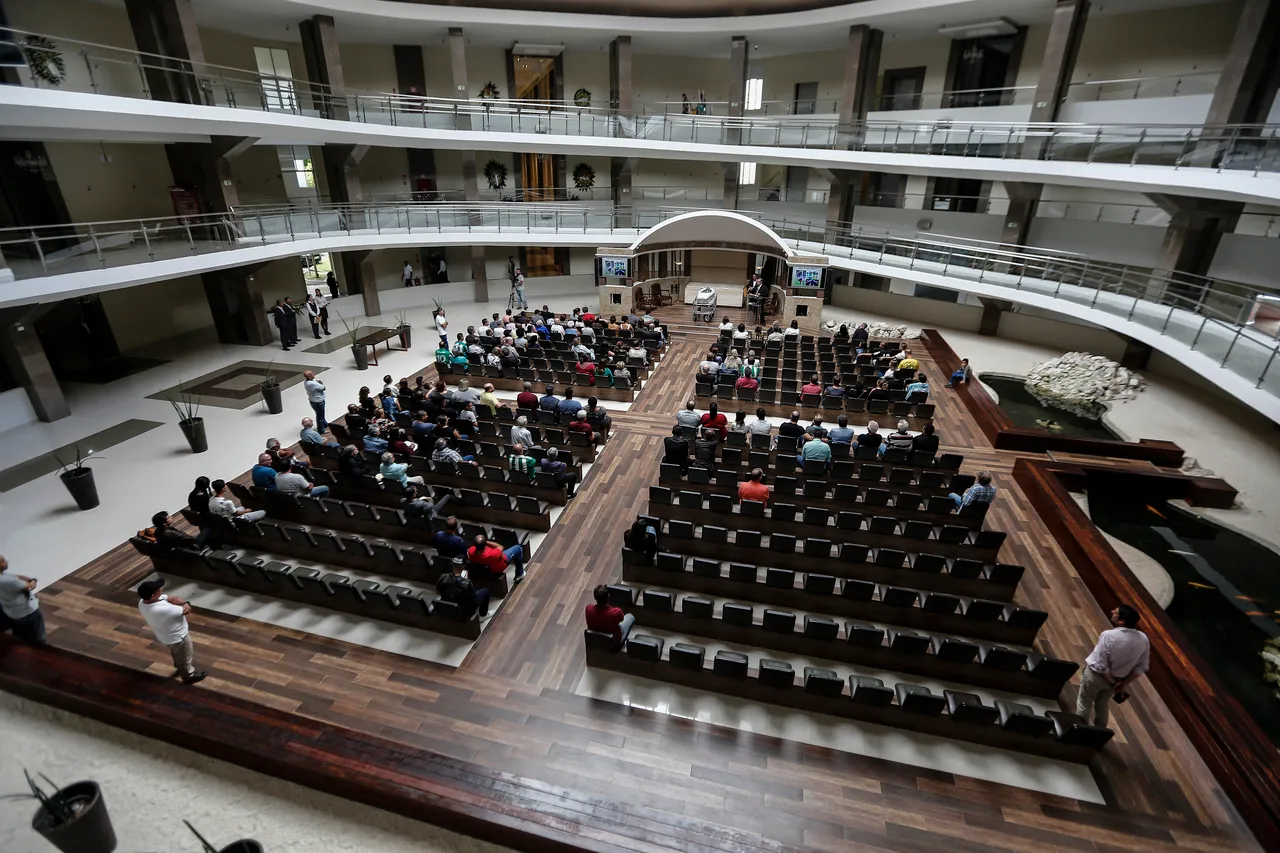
[60,356,170,385]
[302,327,389,355]
[0,418,164,492]
[145,360,328,410]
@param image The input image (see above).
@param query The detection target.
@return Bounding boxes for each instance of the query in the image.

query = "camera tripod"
[508,283,527,312]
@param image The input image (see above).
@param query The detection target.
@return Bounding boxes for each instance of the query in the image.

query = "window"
[291,158,316,189]
[745,77,763,111]
[739,162,757,185]
[254,46,298,112]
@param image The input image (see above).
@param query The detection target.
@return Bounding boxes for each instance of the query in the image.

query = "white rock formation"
[823,319,921,339]
[1024,352,1145,419]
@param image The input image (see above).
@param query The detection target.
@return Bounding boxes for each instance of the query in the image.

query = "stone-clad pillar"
[722,36,748,210]
[0,307,69,422]
[610,38,634,228]
[1203,0,1280,128]
[450,27,488,302]
[123,0,209,105]
[299,15,348,121]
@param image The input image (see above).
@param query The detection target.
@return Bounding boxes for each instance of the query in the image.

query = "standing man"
[514,268,527,309]
[403,259,415,287]
[1076,604,1150,728]
[281,298,300,347]
[137,579,207,685]
[0,556,46,645]
[507,255,517,285]
[434,308,450,348]
[270,300,292,350]
[303,370,327,433]
[305,291,324,339]
[326,269,340,298]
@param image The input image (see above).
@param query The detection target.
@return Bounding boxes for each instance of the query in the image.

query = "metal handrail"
[3,28,1280,175]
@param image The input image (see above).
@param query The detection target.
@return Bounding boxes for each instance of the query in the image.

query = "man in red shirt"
[516,381,539,410]
[584,585,634,645]
[575,357,597,385]
[699,401,728,439]
[467,534,527,583]
[737,468,771,504]
[567,411,597,444]
[801,374,823,396]
[582,308,596,323]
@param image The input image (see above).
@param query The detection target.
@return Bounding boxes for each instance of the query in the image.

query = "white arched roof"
[627,210,795,257]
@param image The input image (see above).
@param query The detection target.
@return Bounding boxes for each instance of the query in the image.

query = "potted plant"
[483,159,508,191]
[53,445,100,511]
[572,162,595,192]
[477,81,500,100]
[336,312,368,370]
[573,87,591,108]
[2,770,117,853]
[394,311,412,349]
[185,819,263,853]
[259,361,283,414]
[167,387,207,453]
[22,36,66,88]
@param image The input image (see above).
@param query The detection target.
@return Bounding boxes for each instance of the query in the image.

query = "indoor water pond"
[979,374,1119,440]
[1086,492,1280,745]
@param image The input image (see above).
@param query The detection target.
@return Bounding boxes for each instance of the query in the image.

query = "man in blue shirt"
[797,435,832,472]
[432,516,467,559]
[538,385,559,411]
[950,471,997,510]
[905,373,930,398]
[826,415,855,445]
[299,417,338,447]
[251,453,278,489]
[362,426,389,453]
[411,412,436,443]
[556,387,583,416]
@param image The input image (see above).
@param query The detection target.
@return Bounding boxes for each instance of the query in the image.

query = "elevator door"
[514,56,561,276]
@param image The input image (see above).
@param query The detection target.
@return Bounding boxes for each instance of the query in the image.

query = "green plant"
[260,359,279,389]
[1,771,79,827]
[184,819,221,853]
[573,87,591,108]
[335,311,362,346]
[478,81,500,100]
[483,159,508,190]
[394,310,410,330]
[22,36,66,88]
[167,385,201,423]
[52,444,100,475]
[572,162,595,191]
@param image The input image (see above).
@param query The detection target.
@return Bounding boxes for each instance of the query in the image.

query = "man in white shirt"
[1077,604,1150,728]
[510,416,536,449]
[303,370,327,432]
[137,579,207,684]
[745,409,773,437]
[275,469,330,499]
[0,555,46,645]
[434,309,449,347]
[209,479,266,523]
[403,260,415,287]
[675,400,702,429]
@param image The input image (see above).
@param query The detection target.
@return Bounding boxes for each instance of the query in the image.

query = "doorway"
[513,55,563,276]
[927,177,986,213]
[946,36,1018,107]
[793,82,818,115]
[879,67,925,111]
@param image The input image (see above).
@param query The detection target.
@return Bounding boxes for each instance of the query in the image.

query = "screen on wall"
[790,266,823,288]
[601,257,630,278]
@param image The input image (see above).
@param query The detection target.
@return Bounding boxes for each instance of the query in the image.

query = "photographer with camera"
[1076,603,1150,728]
[511,267,528,311]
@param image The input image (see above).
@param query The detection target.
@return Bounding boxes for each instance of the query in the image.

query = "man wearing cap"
[137,579,207,685]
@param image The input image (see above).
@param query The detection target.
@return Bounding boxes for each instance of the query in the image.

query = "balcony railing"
[2,202,1277,399]
[875,71,1222,113]
[3,29,1278,176]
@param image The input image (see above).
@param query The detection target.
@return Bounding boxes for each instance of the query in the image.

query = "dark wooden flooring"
[0,316,1264,853]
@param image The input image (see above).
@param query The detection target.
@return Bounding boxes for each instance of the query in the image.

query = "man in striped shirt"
[508,444,539,480]
[949,471,996,510]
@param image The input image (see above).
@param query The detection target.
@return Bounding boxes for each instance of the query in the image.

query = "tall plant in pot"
[53,445,100,511]
[185,820,263,853]
[167,387,207,453]
[259,361,283,414]
[2,770,118,853]
[394,311,412,349]
[336,312,368,370]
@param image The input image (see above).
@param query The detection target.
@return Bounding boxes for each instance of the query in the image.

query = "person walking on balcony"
[403,259,416,287]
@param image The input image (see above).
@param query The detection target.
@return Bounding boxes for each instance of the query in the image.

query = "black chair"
[996,700,1054,737]
[895,683,946,716]
[945,690,999,726]
[670,642,706,671]
[849,675,894,706]
[758,659,794,688]
[804,667,844,697]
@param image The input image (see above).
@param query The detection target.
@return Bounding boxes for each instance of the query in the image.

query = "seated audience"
[856,420,883,450]
[275,466,329,498]
[827,415,855,444]
[401,484,447,525]
[510,416,536,449]
[452,379,482,406]
[738,468,771,505]
[557,387,583,416]
[387,427,417,456]
[516,381,539,410]
[208,479,266,523]
[801,375,823,396]
[436,556,490,619]
[777,411,806,441]
[912,422,940,454]
[824,377,845,397]
[539,385,559,411]
[478,383,502,416]
[881,420,915,455]
[745,408,772,437]
[867,380,891,401]
[380,452,425,487]
[622,517,658,563]
[699,402,728,440]
[251,453,278,489]
[343,403,368,438]
[567,411,596,445]
[507,443,538,480]
[663,425,691,472]
[728,410,749,434]
[432,438,477,467]
[797,433,832,472]
[897,349,920,372]
[410,411,436,443]
[584,397,611,435]
[585,584,635,645]
[468,534,527,584]
[140,511,198,552]
[338,444,368,478]
[806,416,828,439]
[433,516,467,558]
[905,373,930,398]
[362,426,389,454]
[852,322,869,344]
[539,447,578,497]
[299,417,336,447]
[675,400,701,430]
[950,471,997,511]
[693,428,719,469]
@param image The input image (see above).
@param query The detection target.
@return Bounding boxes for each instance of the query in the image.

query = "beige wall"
[758,49,845,113]
[338,44,398,93]
[357,147,411,198]
[691,249,750,285]
[100,275,214,351]
[632,55,730,109]
[45,142,176,223]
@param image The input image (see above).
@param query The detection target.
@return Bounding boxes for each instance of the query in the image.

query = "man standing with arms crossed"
[137,579,207,685]
[0,555,46,645]
[303,370,327,433]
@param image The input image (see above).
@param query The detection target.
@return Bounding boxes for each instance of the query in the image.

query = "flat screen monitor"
[601,257,630,278]
[790,265,823,288]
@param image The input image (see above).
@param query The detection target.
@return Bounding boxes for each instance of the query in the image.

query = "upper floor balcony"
[3,29,1280,206]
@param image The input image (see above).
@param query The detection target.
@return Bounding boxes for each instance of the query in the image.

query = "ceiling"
[91,0,1228,57]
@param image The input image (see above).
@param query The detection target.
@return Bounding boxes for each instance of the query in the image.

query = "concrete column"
[1149,194,1243,278]
[330,250,381,317]
[1024,0,1089,158]
[359,251,382,318]
[721,36,748,210]
[299,15,348,121]
[394,45,436,194]
[999,182,1044,246]
[837,25,883,149]
[165,136,255,216]
[1204,0,1280,127]
[1120,338,1154,371]
[123,0,209,105]
[449,27,487,300]
[978,299,1008,337]
[609,36,633,112]
[611,157,635,228]
[0,308,69,422]
[202,265,274,346]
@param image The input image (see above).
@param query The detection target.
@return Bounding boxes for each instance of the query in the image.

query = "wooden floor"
[0,313,1264,853]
